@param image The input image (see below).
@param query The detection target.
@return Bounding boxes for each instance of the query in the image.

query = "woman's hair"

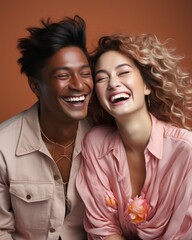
[90,34,192,130]
[17,15,89,79]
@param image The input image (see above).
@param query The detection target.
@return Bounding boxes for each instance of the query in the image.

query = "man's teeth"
[110,93,130,103]
[64,96,85,102]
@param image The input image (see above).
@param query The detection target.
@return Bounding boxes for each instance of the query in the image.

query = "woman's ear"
[144,85,151,95]
[28,77,40,97]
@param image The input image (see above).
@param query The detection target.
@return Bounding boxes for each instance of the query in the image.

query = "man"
[0,15,93,240]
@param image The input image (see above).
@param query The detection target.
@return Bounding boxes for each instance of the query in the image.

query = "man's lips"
[62,95,86,103]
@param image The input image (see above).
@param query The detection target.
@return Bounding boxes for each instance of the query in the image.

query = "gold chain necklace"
[40,128,75,163]
[40,128,75,214]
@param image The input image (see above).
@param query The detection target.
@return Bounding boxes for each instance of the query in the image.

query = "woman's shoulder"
[152,114,192,146]
[83,124,117,149]
[81,125,119,167]
[164,123,192,146]
[86,124,116,138]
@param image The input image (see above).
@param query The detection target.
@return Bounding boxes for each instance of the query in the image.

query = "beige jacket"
[0,103,90,240]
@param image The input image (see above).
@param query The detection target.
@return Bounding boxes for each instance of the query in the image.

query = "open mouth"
[110,93,130,103]
[62,95,86,103]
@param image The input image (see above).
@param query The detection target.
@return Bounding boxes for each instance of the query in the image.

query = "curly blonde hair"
[89,34,192,130]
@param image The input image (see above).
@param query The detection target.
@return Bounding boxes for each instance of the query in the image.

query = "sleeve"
[166,167,192,240]
[137,146,192,240]
[0,152,15,239]
[76,132,123,240]
[158,143,192,240]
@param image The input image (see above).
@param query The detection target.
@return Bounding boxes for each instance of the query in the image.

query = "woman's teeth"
[110,93,130,103]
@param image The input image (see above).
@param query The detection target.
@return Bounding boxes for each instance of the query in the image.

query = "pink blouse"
[76,115,192,240]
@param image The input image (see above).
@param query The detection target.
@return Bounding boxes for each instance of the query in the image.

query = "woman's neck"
[116,112,152,154]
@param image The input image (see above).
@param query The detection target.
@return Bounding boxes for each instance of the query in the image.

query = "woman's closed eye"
[95,74,109,83]
[119,71,130,76]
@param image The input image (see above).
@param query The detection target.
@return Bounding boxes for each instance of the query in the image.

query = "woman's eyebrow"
[95,63,132,76]
[95,69,108,76]
[115,63,132,69]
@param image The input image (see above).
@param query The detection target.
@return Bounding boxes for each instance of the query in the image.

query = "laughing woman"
[76,34,192,240]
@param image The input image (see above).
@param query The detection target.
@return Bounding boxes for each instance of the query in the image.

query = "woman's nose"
[107,76,121,90]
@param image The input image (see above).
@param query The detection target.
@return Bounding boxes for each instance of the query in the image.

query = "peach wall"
[0,0,192,122]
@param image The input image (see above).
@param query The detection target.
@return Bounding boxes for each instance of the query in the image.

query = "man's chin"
[68,111,88,121]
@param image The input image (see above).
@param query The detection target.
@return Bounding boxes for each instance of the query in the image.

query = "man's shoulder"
[0,112,24,133]
[0,113,24,147]
[0,105,37,142]
[0,104,38,134]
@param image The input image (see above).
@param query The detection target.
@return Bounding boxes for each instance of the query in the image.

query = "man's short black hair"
[17,15,89,78]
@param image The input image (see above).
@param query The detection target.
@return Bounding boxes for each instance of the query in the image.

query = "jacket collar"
[16,102,91,157]
[16,102,44,156]
[73,118,91,158]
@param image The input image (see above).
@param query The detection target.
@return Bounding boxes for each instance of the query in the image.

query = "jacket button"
[26,194,31,200]
[54,174,60,180]
[50,227,55,233]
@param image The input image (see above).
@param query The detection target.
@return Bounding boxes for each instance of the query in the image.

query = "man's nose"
[69,75,84,90]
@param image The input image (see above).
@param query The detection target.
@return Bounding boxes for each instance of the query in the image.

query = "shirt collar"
[98,114,164,160]
[146,114,164,159]
[98,126,121,159]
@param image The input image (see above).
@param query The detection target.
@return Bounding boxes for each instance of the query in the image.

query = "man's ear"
[28,77,40,97]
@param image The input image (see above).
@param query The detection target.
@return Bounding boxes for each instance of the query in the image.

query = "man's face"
[32,46,93,124]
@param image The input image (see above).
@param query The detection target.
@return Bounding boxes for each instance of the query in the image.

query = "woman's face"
[94,50,150,119]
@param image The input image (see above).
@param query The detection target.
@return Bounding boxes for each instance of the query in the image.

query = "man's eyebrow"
[81,64,91,69]
[51,65,91,74]
[52,66,70,71]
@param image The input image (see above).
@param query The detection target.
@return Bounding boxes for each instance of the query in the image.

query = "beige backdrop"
[1,0,192,123]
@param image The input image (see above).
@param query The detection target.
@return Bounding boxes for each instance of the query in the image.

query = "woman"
[76,34,192,240]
